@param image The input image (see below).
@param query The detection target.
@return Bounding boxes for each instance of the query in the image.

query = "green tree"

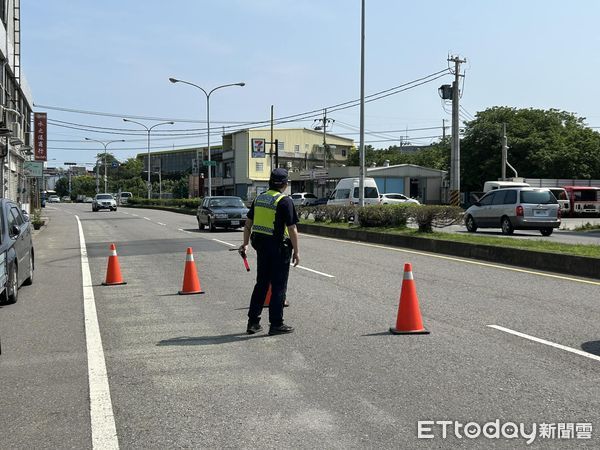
[461,107,600,191]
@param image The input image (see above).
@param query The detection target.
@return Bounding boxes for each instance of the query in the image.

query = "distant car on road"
[92,193,117,212]
[0,199,34,304]
[118,191,133,205]
[47,195,60,203]
[314,197,329,206]
[464,187,560,236]
[197,196,248,232]
[61,196,71,203]
[291,192,318,207]
[380,193,420,205]
[83,197,94,203]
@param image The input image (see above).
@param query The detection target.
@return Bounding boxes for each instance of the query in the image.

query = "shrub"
[128,197,201,209]
[356,204,411,227]
[411,205,464,232]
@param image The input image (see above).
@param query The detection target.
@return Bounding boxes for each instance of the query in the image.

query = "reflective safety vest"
[251,189,289,238]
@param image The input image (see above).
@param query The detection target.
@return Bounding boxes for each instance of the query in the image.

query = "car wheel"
[23,253,33,286]
[197,217,205,230]
[208,218,216,232]
[501,216,514,235]
[540,228,553,236]
[2,264,18,304]
[465,215,478,232]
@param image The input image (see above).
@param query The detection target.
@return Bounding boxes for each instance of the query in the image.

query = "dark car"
[0,199,34,304]
[197,196,249,232]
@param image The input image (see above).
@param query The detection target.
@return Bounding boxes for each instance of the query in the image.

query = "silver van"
[464,187,560,236]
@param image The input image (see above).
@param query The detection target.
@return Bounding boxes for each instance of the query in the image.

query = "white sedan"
[380,193,420,205]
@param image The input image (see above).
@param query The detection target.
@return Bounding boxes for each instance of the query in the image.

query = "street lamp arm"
[169,78,208,97]
[122,118,149,131]
[148,121,175,132]
[209,82,246,97]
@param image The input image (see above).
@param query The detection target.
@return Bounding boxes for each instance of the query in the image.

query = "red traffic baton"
[230,248,251,272]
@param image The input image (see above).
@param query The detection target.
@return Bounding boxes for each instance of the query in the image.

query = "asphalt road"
[1,203,599,449]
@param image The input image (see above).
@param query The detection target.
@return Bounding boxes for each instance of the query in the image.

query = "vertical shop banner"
[34,112,47,161]
[251,138,266,158]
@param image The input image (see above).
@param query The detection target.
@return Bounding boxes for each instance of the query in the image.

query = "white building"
[1,0,34,204]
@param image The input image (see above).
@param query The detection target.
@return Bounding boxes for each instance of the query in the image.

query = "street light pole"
[122,119,173,199]
[85,138,125,193]
[169,78,245,196]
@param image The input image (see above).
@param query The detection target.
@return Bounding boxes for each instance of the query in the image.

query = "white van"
[118,192,133,205]
[483,181,530,193]
[548,187,570,215]
[327,177,380,206]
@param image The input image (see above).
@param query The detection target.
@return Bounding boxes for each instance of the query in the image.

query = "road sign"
[64,162,77,166]
[24,161,43,177]
[112,162,119,168]
[202,160,216,167]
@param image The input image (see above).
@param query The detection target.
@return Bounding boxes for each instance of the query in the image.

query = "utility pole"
[358,0,366,208]
[313,109,334,169]
[270,105,274,172]
[448,55,466,206]
[501,123,507,180]
[442,119,447,140]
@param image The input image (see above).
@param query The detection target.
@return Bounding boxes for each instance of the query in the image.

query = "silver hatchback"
[464,188,561,236]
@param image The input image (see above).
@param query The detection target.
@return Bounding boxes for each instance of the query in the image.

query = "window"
[294,144,300,153]
[354,187,379,198]
[504,190,517,204]
[520,191,556,204]
[492,190,507,205]
[479,192,495,206]
[305,144,309,151]
[256,162,264,172]
[341,149,347,157]
[335,189,350,199]
[278,141,285,152]
[306,194,317,199]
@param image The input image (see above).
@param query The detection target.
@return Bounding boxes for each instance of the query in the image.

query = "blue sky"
[22,0,600,166]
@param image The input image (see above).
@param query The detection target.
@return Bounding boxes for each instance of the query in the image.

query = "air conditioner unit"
[9,122,24,145]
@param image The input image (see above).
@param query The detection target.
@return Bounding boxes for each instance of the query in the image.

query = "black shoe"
[246,322,262,334]
[268,324,294,335]
[283,300,290,307]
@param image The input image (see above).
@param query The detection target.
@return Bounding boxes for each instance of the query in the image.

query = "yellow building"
[222,128,353,199]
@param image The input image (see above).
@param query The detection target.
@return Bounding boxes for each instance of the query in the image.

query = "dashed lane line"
[210,238,335,277]
[75,216,120,449]
[488,325,600,363]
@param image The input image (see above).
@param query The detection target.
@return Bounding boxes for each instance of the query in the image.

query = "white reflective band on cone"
[186,254,194,262]
[403,271,414,280]
[110,250,117,256]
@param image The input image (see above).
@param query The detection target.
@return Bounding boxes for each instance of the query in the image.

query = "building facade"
[222,128,353,199]
[1,0,34,205]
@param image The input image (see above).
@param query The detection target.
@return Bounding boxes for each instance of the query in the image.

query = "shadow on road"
[361,331,395,337]
[157,333,267,346]
[581,340,600,356]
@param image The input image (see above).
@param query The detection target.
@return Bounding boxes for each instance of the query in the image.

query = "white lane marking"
[488,325,600,363]
[157,222,166,226]
[143,217,151,221]
[304,234,600,286]
[178,228,194,234]
[294,264,335,278]
[75,216,120,449]
[210,238,334,277]
[212,239,236,247]
[130,213,138,217]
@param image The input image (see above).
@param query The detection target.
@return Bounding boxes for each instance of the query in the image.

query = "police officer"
[239,168,299,335]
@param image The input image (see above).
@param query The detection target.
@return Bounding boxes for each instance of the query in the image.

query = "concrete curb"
[298,223,600,280]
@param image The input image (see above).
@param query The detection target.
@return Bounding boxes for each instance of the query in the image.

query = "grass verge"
[302,220,600,258]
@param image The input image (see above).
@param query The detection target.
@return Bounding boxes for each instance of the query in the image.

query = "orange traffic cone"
[178,247,204,295]
[389,263,429,334]
[262,284,272,307]
[102,243,127,286]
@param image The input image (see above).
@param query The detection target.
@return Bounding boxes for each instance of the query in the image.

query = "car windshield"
[520,191,556,204]
[97,194,113,200]
[209,198,244,208]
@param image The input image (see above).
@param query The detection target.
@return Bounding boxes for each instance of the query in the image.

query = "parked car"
[291,192,318,207]
[464,187,560,236]
[327,177,380,205]
[548,187,570,216]
[380,193,420,205]
[83,197,94,203]
[61,196,71,203]
[314,197,329,206]
[47,195,60,203]
[196,196,249,232]
[0,199,34,304]
[92,193,117,212]
[482,180,530,193]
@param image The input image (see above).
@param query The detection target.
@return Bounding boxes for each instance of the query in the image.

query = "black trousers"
[248,235,292,327]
